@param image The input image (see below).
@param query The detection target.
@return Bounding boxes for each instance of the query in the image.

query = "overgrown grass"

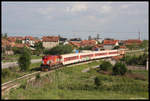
[3,60,149,99]
[1,62,41,84]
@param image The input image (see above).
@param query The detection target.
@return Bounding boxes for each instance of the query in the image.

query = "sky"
[2,2,149,40]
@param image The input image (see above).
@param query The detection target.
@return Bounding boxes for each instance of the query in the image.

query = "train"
[40,49,125,71]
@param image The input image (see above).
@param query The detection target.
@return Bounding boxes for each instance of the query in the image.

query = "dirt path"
[81,65,99,73]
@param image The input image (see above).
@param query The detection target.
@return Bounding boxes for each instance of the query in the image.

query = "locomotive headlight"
[47,61,50,64]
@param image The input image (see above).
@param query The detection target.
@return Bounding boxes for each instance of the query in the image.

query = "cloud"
[121,4,129,9]
[100,5,112,13]
[66,3,88,13]
[37,7,53,15]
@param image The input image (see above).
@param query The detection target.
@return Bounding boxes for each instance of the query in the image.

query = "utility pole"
[139,31,141,40]
[146,58,148,70]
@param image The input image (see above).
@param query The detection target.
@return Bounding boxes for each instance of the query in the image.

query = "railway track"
[1,59,95,96]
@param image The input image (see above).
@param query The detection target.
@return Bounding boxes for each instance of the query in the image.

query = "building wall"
[103,45,114,50]
[43,41,59,49]
[22,40,35,46]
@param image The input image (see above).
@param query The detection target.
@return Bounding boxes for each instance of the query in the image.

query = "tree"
[99,61,113,71]
[139,40,148,50]
[43,44,73,55]
[18,47,31,71]
[112,62,127,75]
[113,46,120,49]
[15,39,22,44]
[79,46,93,50]
[34,41,44,55]
[3,33,8,39]
[12,47,23,54]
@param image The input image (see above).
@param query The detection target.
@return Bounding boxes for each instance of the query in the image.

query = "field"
[2,62,41,84]
[2,60,148,99]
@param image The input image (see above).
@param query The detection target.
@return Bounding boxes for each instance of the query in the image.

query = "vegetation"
[113,46,120,49]
[33,41,44,56]
[79,46,93,50]
[15,39,22,44]
[43,44,73,55]
[3,60,148,99]
[126,40,149,50]
[94,76,102,88]
[2,68,12,78]
[18,47,31,71]
[2,33,8,39]
[126,43,139,50]
[2,62,41,83]
[99,60,113,71]
[12,47,23,55]
[121,53,148,66]
[112,62,127,75]
[139,40,149,50]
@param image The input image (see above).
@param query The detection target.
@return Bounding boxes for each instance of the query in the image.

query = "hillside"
[2,60,148,99]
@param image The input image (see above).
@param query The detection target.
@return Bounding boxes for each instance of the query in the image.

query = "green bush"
[2,68,11,78]
[43,44,73,55]
[12,47,23,54]
[79,46,93,50]
[94,76,102,88]
[112,62,127,75]
[99,61,113,71]
[18,47,31,71]
[122,53,148,66]
[36,73,41,80]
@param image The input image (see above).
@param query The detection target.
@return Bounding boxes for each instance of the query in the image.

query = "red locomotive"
[41,55,62,71]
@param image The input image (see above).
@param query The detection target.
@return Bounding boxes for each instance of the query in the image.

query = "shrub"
[36,73,41,80]
[94,76,102,88]
[112,62,128,75]
[12,47,23,54]
[43,44,73,55]
[99,61,113,71]
[18,48,31,71]
[2,68,11,78]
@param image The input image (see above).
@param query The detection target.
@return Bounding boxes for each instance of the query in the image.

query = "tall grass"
[3,60,149,99]
[2,62,41,83]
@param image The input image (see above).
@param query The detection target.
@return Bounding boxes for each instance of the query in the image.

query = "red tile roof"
[80,40,97,46]
[8,36,24,42]
[2,38,26,48]
[42,36,59,42]
[69,41,80,47]
[2,39,10,48]
[103,40,118,45]
[14,43,27,48]
[24,36,35,40]
[125,39,142,45]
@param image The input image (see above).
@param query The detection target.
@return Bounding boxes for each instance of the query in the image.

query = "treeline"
[120,53,148,66]
[43,44,73,55]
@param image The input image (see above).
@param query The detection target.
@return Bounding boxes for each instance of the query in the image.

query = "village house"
[22,36,38,47]
[42,36,59,49]
[92,44,104,51]
[80,40,97,47]
[124,39,142,45]
[103,40,119,50]
[69,41,81,48]
[59,36,68,44]
[7,36,24,43]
